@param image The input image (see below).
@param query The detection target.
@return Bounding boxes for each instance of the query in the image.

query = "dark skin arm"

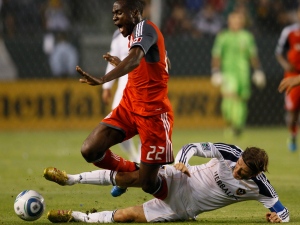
[76,47,145,86]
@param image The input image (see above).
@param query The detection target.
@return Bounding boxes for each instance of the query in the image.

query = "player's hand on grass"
[266,212,282,223]
[103,52,121,67]
[174,163,191,177]
[76,66,104,86]
[278,76,300,94]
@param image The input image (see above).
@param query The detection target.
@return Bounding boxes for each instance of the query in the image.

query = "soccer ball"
[14,190,45,221]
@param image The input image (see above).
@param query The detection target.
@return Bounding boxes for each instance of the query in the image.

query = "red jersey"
[276,23,300,73]
[119,20,172,116]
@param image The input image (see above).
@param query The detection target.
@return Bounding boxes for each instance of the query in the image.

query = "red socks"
[290,125,297,137]
[93,149,137,172]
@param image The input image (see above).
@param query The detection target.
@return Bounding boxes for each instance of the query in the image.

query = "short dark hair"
[242,147,269,175]
[116,0,145,15]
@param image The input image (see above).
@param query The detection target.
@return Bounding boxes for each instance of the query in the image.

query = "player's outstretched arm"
[76,66,105,86]
[278,76,300,94]
[104,46,144,81]
[103,52,121,67]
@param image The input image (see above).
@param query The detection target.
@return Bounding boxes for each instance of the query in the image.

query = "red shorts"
[101,104,174,165]
[284,72,300,111]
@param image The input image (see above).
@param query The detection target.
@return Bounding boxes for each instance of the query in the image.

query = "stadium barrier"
[0,77,225,130]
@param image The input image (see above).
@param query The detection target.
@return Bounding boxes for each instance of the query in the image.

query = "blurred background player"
[211,11,266,138]
[279,75,300,94]
[102,30,140,163]
[275,7,300,152]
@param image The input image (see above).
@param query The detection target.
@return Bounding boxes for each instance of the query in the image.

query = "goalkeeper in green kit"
[211,11,266,137]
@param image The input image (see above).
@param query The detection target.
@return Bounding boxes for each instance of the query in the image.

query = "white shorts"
[143,166,196,222]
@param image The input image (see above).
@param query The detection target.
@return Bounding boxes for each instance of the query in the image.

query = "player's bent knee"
[80,142,102,163]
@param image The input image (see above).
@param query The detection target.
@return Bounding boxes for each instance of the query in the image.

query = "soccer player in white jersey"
[45,142,289,223]
[103,29,140,163]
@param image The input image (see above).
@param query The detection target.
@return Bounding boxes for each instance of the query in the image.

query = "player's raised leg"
[81,123,138,172]
[43,167,141,187]
[135,112,174,200]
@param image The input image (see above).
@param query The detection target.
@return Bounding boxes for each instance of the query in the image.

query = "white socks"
[72,211,114,223]
[66,170,116,186]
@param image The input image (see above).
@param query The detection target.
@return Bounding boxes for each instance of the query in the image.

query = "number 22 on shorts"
[146,146,165,160]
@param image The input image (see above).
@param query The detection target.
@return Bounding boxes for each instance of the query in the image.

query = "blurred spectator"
[43,0,70,32]
[0,0,43,38]
[0,0,17,80]
[162,3,193,37]
[185,0,205,15]
[209,0,227,13]
[42,0,71,55]
[254,0,290,35]
[192,3,224,37]
[42,0,78,78]
[49,32,78,78]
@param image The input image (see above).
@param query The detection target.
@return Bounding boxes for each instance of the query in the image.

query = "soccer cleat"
[110,162,139,197]
[47,209,74,223]
[288,137,297,152]
[110,186,127,197]
[43,167,68,185]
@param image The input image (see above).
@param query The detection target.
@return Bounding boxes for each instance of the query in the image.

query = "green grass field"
[0,127,299,225]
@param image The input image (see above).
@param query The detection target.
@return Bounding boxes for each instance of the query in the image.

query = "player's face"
[112,1,136,37]
[228,14,244,31]
[232,158,253,180]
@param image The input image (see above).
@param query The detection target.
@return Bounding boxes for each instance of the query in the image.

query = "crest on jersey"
[236,188,246,196]
[133,37,143,43]
[201,143,211,151]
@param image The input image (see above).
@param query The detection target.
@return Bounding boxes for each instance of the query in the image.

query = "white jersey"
[143,142,289,222]
[103,30,129,109]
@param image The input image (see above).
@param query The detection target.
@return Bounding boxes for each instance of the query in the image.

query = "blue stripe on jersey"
[252,173,278,198]
[214,143,242,162]
[179,144,197,164]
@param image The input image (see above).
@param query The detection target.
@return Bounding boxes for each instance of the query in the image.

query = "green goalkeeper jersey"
[212,29,257,98]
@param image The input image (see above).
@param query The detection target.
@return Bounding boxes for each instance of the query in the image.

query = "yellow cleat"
[43,167,68,186]
[47,210,74,223]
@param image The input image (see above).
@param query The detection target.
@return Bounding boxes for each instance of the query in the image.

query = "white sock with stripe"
[67,170,116,185]
[72,211,114,223]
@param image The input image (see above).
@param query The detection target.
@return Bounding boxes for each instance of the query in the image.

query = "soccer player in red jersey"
[75,0,173,199]
[276,7,300,152]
